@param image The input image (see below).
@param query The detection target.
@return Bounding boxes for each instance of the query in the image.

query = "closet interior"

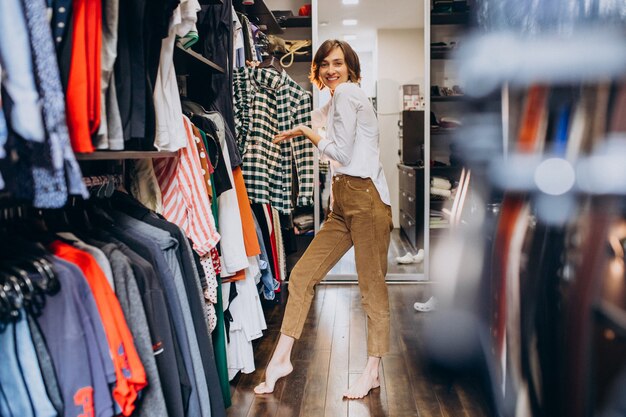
[0,0,313,415]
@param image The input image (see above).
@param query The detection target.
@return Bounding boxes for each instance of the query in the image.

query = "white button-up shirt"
[315,82,391,206]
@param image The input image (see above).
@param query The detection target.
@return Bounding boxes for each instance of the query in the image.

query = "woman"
[254,39,393,399]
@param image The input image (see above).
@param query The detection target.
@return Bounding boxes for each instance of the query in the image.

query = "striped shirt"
[154,116,220,256]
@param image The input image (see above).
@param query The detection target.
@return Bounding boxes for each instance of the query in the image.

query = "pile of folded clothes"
[431,176,453,199]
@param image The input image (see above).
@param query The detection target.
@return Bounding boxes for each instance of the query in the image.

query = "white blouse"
[315,82,391,206]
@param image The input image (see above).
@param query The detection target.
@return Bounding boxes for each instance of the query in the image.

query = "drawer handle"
[408,196,414,202]
[408,173,414,178]
[408,221,414,226]
[402,192,406,197]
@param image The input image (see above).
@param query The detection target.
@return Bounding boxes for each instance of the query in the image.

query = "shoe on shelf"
[395,249,425,264]
[414,296,437,312]
[396,252,416,264]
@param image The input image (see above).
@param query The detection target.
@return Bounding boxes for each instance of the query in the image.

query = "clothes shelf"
[278,16,311,28]
[234,0,283,34]
[431,50,454,60]
[175,44,225,74]
[431,12,470,25]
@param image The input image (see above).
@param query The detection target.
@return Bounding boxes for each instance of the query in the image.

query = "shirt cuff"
[317,138,331,156]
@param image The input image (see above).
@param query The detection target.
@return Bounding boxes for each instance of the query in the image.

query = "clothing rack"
[83,174,124,189]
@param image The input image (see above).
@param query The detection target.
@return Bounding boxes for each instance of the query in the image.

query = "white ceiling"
[317,0,424,52]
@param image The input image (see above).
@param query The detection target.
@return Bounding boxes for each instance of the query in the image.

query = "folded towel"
[431,177,452,190]
[431,187,452,198]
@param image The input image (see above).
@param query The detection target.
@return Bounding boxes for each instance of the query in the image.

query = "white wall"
[358,51,376,98]
[376,28,425,227]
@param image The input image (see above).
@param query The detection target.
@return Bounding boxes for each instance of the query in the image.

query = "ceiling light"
[342,0,359,4]
[342,19,358,26]
[343,34,357,41]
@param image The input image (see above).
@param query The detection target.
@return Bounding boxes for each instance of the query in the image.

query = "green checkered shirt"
[233,67,314,214]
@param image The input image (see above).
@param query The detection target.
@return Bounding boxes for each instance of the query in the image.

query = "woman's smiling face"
[318,47,350,91]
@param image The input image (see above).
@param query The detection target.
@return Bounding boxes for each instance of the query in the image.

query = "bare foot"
[343,372,380,399]
[254,360,294,394]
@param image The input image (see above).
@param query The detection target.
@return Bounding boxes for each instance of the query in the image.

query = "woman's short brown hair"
[309,39,361,90]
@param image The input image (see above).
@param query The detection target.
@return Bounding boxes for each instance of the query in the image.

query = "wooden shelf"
[432,95,466,102]
[75,151,177,161]
[431,12,470,25]
[278,15,311,28]
[234,0,283,34]
[175,44,225,73]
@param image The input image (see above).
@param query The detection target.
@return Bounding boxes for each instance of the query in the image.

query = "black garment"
[111,191,226,417]
[56,2,74,91]
[85,234,187,417]
[27,315,64,416]
[251,203,278,280]
[221,118,242,167]
[142,0,180,152]
[50,0,73,54]
[182,99,242,168]
[145,0,179,91]
[223,282,238,342]
[116,0,156,149]
[189,116,232,197]
[191,0,236,138]
[236,12,254,62]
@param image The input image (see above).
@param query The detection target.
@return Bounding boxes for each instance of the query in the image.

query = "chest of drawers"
[398,164,424,250]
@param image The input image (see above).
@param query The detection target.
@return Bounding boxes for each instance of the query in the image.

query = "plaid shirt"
[233,67,314,214]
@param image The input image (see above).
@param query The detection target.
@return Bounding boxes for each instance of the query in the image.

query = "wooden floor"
[226,284,492,417]
[328,229,424,278]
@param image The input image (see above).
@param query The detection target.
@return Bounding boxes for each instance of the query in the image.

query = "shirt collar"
[250,67,289,91]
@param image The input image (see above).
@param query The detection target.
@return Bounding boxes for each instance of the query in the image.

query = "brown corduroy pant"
[281,175,393,356]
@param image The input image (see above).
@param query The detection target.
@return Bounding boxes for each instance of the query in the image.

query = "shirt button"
[58,22,65,28]
[58,6,66,12]
[56,36,62,42]
[200,152,206,158]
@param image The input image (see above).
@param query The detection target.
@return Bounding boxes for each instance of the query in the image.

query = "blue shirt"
[15,314,58,417]
[0,320,35,417]
[37,259,116,417]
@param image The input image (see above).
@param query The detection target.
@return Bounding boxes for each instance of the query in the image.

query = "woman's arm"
[274,125,322,147]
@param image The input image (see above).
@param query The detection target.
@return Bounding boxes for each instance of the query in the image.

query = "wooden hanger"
[258,55,283,73]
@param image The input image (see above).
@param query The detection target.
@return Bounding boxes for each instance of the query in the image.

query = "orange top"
[49,241,146,416]
[222,269,247,284]
[232,166,261,257]
[65,0,101,153]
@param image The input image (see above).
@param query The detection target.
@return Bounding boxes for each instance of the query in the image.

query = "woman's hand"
[273,125,321,147]
[273,126,305,144]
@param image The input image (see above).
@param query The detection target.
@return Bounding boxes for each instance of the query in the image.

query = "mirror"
[254,0,428,282]
[316,0,426,281]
